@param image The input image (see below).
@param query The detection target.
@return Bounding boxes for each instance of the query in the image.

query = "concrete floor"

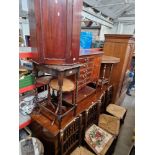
[113,90,135,155]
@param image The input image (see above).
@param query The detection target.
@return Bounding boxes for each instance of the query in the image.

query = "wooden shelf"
[19,52,33,59]
[19,85,35,94]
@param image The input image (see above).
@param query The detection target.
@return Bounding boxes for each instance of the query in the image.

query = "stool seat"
[85,124,114,155]
[106,104,126,120]
[99,114,120,136]
[49,78,75,92]
[71,146,95,155]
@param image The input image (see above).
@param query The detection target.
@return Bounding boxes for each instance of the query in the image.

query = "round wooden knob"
[49,78,75,92]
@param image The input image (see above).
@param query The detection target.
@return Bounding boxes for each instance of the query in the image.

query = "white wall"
[99,25,112,40]
[99,21,135,41]
[111,22,135,34]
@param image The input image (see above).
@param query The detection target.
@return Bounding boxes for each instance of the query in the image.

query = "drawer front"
[78,56,94,89]
[80,67,93,75]
[79,57,94,63]
[78,55,102,90]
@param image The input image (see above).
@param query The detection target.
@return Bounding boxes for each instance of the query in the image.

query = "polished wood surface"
[34,63,81,129]
[30,84,113,155]
[28,0,83,65]
[103,34,135,104]
[31,86,106,136]
[79,51,103,90]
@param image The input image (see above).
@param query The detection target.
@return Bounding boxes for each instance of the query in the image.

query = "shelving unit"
[19,85,35,94]
[19,48,34,129]
[19,113,31,129]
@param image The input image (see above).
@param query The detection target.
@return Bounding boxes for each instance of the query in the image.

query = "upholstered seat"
[99,114,120,136]
[85,124,114,155]
[106,104,126,120]
[71,146,95,155]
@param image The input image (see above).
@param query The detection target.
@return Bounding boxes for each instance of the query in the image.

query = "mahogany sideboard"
[29,84,112,155]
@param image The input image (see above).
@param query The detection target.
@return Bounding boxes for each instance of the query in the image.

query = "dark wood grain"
[28,0,83,65]
[31,85,111,136]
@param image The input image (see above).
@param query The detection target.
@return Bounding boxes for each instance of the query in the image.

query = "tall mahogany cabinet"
[28,0,83,65]
[103,34,135,105]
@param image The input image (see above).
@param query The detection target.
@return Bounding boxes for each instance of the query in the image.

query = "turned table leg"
[57,73,64,128]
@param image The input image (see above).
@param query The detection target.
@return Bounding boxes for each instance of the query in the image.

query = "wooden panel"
[42,0,67,59]
[70,0,83,64]
[92,55,102,81]
[28,0,83,65]
[103,34,134,104]
[28,0,43,63]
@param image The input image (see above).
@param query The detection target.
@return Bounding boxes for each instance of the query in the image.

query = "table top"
[101,55,120,64]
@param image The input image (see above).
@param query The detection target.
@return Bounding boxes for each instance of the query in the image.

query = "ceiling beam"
[91,2,134,8]
[114,4,134,18]
[83,0,116,19]
[82,8,113,28]
[114,16,135,23]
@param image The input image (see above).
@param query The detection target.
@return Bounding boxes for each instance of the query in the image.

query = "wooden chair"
[71,146,95,155]
[59,115,95,155]
[99,85,113,114]
[98,114,120,155]
[85,102,100,129]
[106,104,127,123]
[83,102,116,155]
[84,124,115,155]
[98,114,120,137]
[105,85,113,107]
[59,116,82,155]
[99,92,106,113]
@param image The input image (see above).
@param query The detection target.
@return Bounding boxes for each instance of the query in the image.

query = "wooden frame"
[59,116,82,155]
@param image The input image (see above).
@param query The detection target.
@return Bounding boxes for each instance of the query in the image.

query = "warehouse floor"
[113,89,135,155]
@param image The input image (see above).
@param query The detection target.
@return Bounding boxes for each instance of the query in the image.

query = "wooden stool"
[85,124,115,155]
[49,78,75,92]
[98,114,120,136]
[106,104,127,123]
